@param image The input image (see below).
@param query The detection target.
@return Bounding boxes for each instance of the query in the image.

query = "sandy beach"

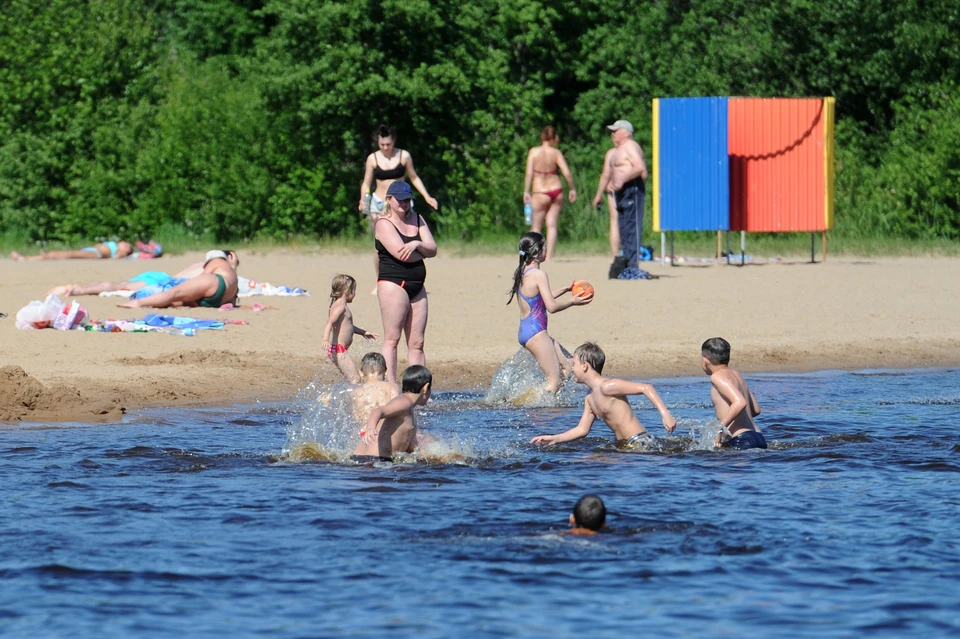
[1,249,958,422]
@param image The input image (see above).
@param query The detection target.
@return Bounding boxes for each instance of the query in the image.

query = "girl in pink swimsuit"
[507,232,593,393]
[522,126,577,262]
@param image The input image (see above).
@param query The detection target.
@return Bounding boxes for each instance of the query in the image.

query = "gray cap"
[606,119,634,134]
[204,250,228,264]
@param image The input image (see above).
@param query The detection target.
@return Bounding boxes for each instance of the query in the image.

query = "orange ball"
[572,280,594,299]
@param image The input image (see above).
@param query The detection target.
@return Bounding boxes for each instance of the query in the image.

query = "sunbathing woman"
[522,126,576,262]
[11,241,133,261]
[508,232,592,393]
[118,251,239,309]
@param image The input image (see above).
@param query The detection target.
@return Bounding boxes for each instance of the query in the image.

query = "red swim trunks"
[327,344,347,359]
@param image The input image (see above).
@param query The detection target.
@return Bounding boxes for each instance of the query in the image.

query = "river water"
[2,367,958,637]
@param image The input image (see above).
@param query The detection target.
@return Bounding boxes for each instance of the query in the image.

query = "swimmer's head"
[574,342,605,376]
[117,241,133,257]
[360,352,387,380]
[330,274,357,305]
[571,494,606,531]
[401,365,432,401]
[701,337,731,368]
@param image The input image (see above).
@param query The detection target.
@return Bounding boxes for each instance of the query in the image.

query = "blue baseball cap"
[386,181,413,201]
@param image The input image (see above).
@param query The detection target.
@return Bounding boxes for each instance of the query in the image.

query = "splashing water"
[282,383,359,462]
[485,348,579,407]
[681,417,726,451]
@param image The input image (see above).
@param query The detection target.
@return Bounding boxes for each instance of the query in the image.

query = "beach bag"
[15,294,65,330]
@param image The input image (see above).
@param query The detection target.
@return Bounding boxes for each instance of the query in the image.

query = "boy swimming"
[700,337,766,450]
[353,365,432,462]
[345,352,400,427]
[530,342,676,449]
[567,494,606,535]
[322,274,378,383]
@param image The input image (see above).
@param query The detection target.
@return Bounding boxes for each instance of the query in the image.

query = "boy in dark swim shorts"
[701,337,766,450]
[530,342,676,449]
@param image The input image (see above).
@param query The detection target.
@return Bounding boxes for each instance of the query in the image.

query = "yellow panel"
[823,97,836,230]
[652,98,660,232]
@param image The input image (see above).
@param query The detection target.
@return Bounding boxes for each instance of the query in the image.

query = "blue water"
[2,368,959,638]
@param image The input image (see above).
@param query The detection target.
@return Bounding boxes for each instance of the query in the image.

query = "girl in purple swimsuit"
[507,232,593,393]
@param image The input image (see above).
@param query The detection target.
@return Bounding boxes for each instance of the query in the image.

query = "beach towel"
[140,314,224,331]
[237,276,308,297]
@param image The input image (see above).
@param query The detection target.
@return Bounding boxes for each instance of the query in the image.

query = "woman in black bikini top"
[374,181,438,384]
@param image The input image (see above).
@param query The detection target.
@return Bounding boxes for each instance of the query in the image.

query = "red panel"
[728,98,826,232]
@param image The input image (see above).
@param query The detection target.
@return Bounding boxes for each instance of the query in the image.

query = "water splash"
[679,418,725,451]
[281,383,358,462]
[485,348,579,407]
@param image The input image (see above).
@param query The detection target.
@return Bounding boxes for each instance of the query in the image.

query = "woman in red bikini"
[522,126,577,262]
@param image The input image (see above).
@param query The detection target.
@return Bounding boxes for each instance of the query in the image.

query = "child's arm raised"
[530,401,596,445]
[603,379,677,433]
[321,301,346,352]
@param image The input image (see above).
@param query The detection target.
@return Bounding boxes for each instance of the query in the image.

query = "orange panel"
[729,98,827,232]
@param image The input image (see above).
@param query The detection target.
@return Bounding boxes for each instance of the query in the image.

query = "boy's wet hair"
[573,494,606,531]
[575,342,605,374]
[701,337,731,365]
[507,232,546,305]
[330,274,357,306]
[360,352,387,378]
[401,365,432,394]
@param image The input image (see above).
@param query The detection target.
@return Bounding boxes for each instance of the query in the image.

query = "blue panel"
[658,97,729,231]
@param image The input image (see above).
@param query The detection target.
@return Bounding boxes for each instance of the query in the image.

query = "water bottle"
[171,327,196,336]
[362,190,372,214]
[524,202,533,226]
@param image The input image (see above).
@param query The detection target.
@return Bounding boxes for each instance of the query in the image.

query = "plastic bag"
[16,294,65,330]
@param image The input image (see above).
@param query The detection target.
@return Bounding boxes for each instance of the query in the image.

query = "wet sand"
[1,250,958,421]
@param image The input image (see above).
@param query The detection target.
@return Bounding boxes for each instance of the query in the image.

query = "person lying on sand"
[48,250,239,298]
[12,241,133,261]
[118,250,239,309]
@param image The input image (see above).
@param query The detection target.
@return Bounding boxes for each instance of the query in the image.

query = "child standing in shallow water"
[530,342,676,449]
[508,232,592,393]
[322,275,378,384]
[701,337,765,450]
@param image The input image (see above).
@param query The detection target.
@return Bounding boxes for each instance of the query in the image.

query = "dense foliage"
[1,0,957,244]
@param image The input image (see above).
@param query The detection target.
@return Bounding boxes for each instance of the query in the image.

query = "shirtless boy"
[530,342,676,449]
[345,352,399,427]
[322,274,378,383]
[353,365,431,462]
[701,337,766,450]
[605,120,648,270]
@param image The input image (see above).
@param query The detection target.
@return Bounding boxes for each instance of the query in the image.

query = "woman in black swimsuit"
[375,181,438,383]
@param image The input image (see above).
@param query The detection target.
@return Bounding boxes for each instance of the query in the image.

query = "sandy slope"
[1,249,958,421]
